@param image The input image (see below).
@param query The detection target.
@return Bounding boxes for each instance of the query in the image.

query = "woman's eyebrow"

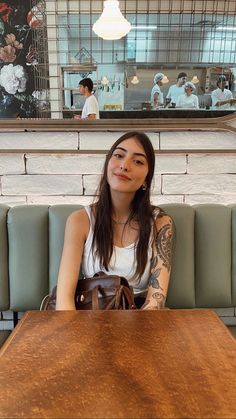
[114,147,147,159]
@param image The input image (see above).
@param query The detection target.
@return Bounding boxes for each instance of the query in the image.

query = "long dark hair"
[92,131,156,281]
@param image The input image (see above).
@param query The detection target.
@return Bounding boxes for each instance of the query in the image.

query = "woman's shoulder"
[152,205,167,218]
[65,207,90,236]
[152,206,174,230]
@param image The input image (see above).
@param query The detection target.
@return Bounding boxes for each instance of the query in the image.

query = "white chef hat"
[184,81,196,91]
[153,73,164,84]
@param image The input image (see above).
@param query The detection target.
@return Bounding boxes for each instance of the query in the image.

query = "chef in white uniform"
[211,75,236,109]
[150,73,164,109]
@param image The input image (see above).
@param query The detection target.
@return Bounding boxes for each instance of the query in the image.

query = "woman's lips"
[114,173,131,181]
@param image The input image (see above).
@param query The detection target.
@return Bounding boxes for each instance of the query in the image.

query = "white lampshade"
[162,75,169,84]
[191,76,199,84]
[92,0,131,40]
[131,76,139,84]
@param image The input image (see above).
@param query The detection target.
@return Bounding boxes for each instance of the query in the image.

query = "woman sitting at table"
[176,82,199,109]
[56,131,174,310]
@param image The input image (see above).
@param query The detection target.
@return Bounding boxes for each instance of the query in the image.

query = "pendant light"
[131,76,139,84]
[191,76,199,84]
[162,75,169,84]
[92,1,131,40]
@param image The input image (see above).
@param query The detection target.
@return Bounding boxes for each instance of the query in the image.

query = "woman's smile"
[114,173,131,181]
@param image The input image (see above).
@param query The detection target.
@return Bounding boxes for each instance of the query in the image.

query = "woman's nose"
[120,159,129,171]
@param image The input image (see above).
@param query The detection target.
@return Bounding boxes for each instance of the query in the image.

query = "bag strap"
[121,285,136,309]
[92,285,120,310]
[92,285,100,310]
[91,284,135,310]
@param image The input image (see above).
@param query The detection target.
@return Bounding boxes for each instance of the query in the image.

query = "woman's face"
[107,137,149,194]
[185,85,192,95]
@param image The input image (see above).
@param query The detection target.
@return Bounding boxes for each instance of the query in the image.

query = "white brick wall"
[0,131,234,205]
[2,175,83,195]
[0,154,25,174]
[26,154,105,174]
[83,174,101,195]
[163,174,236,195]
[155,154,186,173]
[0,132,78,150]
[187,154,236,174]
[160,131,236,150]
[0,195,26,205]
[27,195,93,205]
[151,195,184,204]
[185,194,236,205]
[151,175,162,194]
[79,131,159,150]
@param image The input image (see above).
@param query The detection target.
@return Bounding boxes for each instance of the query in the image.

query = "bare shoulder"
[154,208,174,233]
[65,208,90,240]
[67,208,89,223]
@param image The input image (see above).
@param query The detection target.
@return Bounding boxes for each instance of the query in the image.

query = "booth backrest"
[0,206,9,312]
[0,203,236,313]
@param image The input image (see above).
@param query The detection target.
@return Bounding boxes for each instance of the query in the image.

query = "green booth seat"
[0,205,10,347]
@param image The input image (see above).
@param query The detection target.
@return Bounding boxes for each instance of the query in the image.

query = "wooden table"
[0,310,236,418]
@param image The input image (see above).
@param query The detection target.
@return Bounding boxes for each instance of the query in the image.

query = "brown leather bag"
[40,272,136,310]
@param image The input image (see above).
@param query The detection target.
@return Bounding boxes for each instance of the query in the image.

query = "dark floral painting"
[0,0,46,118]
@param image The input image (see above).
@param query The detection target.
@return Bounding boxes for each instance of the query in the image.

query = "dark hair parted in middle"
[92,131,156,282]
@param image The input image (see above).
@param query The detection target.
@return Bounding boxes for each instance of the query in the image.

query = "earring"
[142,184,147,190]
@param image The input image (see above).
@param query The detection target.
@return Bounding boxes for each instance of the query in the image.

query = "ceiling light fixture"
[131,26,157,30]
[162,75,169,84]
[191,76,199,84]
[131,76,139,84]
[92,0,131,40]
[216,26,236,31]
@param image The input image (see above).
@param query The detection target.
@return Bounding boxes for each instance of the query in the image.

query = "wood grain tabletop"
[0,309,235,418]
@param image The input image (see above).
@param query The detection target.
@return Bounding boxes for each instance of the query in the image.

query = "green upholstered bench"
[0,203,236,347]
[0,205,11,348]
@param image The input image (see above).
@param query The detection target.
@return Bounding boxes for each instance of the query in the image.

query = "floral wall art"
[0,1,45,118]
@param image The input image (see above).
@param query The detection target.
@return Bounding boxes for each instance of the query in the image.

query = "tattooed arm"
[141,214,174,310]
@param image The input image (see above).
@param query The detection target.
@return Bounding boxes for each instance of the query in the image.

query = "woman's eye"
[134,159,144,165]
[113,153,123,159]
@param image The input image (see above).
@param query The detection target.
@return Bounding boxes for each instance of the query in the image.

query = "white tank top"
[82,206,155,295]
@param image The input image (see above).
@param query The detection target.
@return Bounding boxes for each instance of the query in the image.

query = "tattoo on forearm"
[141,299,150,309]
[141,293,166,310]
[152,292,166,308]
[155,222,173,272]
[148,272,163,289]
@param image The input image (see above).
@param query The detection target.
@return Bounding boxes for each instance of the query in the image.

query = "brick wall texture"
[0,130,235,206]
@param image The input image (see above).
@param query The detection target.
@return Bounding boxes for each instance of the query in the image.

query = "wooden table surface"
[0,310,236,419]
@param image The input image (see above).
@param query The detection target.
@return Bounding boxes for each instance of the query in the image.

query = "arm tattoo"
[148,272,163,289]
[155,222,173,272]
[141,293,166,310]
[141,299,151,309]
[152,292,166,309]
